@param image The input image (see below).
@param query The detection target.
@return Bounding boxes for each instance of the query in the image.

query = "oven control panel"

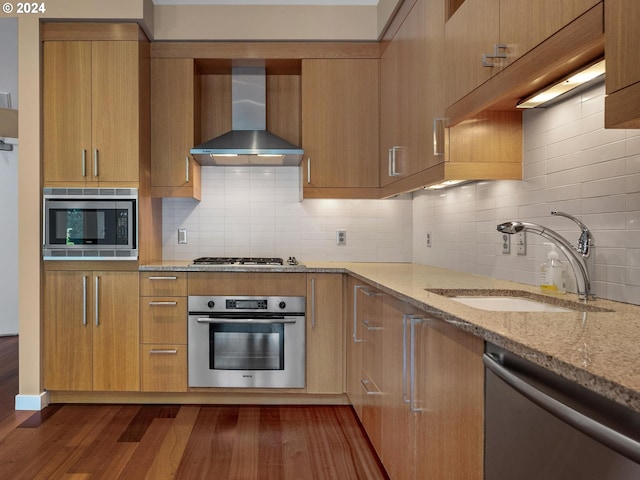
[226,299,268,310]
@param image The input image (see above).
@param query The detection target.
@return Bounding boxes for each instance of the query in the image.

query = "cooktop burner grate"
[192,257,285,266]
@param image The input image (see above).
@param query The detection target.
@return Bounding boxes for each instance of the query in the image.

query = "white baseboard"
[15,391,50,411]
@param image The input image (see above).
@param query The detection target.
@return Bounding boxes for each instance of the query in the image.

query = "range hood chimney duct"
[190,66,303,166]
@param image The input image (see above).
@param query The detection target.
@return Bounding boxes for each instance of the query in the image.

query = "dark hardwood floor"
[0,336,388,479]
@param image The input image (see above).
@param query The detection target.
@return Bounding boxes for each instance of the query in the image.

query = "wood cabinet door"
[43,41,92,184]
[44,270,93,391]
[380,296,418,480]
[92,271,140,391]
[379,37,400,187]
[306,274,344,394]
[412,316,484,480]
[345,277,364,418]
[445,0,499,107]
[500,0,600,69]
[91,41,140,184]
[150,58,201,198]
[302,59,379,190]
[604,0,640,128]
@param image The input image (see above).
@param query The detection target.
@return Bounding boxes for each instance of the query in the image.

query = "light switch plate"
[516,231,526,255]
[178,228,188,244]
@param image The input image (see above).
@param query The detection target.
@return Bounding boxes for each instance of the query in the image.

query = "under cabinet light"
[425,180,465,190]
[517,59,605,109]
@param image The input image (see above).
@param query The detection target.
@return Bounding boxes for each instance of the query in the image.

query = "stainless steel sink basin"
[449,296,572,312]
[426,289,613,313]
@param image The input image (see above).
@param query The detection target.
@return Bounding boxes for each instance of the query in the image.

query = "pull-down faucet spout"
[497,218,594,302]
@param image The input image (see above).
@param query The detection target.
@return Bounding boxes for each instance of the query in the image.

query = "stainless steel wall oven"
[43,187,137,260]
[188,295,305,388]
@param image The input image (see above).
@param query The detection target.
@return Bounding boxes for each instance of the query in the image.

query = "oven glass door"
[210,322,285,371]
[46,200,134,248]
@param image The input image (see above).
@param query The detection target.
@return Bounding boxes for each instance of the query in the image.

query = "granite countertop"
[141,261,640,412]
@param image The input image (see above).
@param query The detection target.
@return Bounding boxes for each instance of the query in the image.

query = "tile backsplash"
[163,82,639,305]
[413,82,640,305]
[162,167,413,262]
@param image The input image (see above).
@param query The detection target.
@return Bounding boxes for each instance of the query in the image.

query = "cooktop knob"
[279,301,286,309]
[207,300,215,308]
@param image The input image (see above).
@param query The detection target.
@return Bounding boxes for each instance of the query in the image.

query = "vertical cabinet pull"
[388,146,401,177]
[433,118,447,156]
[93,149,99,177]
[310,278,316,329]
[307,158,311,184]
[185,156,190,183]
[410,316,426,413]
[82,276,87,326]
[94,276,100,326]
[81,149,87,177]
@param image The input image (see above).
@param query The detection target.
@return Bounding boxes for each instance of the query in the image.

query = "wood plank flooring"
[0,336,388,479]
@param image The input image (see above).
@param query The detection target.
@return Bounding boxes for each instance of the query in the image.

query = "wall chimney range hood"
[190,66,304,166]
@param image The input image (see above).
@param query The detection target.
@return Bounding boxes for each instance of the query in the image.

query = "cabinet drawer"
[140,272,187,297]
[141,344,187,392]
[140,297,187,344]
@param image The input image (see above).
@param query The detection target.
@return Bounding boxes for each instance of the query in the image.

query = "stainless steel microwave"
[43,187,137,260]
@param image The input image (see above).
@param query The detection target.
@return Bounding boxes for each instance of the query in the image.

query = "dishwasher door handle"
[483,353,640,465]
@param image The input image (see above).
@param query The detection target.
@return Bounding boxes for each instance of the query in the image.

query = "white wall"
[413,82,640,306]
[162,166,413,262]
[0,17,19,335]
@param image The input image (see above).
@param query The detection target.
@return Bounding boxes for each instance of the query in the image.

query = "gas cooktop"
[191,256,300,266]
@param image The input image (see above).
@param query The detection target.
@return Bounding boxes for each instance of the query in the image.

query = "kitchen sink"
[426,289,613,313]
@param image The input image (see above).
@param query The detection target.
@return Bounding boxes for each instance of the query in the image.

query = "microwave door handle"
[196,317,298,325]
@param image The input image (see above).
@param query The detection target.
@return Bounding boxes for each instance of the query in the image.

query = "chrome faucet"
[497,213,594,301]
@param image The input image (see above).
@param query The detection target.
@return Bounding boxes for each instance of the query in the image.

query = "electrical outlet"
[426,232,432,248]
[336,229,347,245]
[178,228,188,244]
[516,231,526,255]
[501,233,510,254]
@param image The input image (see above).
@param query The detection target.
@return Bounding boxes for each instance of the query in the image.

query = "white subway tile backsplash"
[414,82,640,305]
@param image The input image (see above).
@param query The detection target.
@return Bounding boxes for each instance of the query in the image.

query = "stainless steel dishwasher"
[484,344,640,480]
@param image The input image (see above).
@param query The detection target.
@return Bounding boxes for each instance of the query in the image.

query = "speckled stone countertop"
[141,261,640,412]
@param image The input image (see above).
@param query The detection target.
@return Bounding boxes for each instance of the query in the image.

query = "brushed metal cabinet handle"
[148,276,178,281]
[93,149,99,177]
[148,301,178,306]
[185,156,190,183]
[82,276,87,326]
[82,149,86,177]
[94,276,99,326]
[150,349,178,355]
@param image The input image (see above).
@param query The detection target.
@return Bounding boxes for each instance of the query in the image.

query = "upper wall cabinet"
[604,0,640,128]
[43,24,149,186]
[380,0,445,189]
[445,0,601,108]
[378,0,521,198]
[150,58,202,200]
[301,59,380,199]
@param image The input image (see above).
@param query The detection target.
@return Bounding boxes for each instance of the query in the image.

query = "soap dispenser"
[540,243,567,294]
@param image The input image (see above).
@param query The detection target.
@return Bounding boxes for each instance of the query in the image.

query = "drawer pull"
[148,276,178,281]
[148,301,178,306]
[362,319,382,331]
[149,349,178,355]
[361,379,382,395]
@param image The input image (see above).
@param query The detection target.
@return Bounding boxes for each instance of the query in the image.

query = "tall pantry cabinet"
[41,23,154,394]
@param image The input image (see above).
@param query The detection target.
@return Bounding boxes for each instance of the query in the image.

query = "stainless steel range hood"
[191,66,303,166]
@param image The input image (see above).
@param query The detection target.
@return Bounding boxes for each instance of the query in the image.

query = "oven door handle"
[195,317,298,325]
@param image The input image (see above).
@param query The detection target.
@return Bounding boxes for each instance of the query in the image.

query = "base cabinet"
[306,274,344,394]
[345,276,484,479]
[44,270,140,392]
